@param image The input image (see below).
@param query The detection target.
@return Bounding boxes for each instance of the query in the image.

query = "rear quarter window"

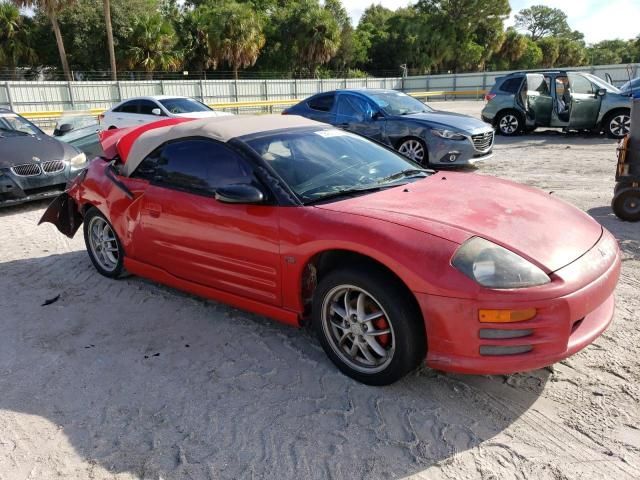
[499,77,523,94]
[307,94,335,112]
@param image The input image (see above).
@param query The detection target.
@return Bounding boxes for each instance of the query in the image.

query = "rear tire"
[612,188,640,222]
[496,111,523,136]
[83,207,125,278]
[312,266,426,385]
[603,110,631,139]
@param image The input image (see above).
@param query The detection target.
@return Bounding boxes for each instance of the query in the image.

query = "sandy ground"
[0,101,639,480]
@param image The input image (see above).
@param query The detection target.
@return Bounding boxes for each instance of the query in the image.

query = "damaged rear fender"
[38,192,84,238]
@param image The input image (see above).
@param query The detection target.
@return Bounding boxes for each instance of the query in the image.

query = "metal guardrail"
[17,91,486,123]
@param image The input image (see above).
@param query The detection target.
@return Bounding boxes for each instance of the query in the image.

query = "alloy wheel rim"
[610,115,630,136]
[499,114,519,134]
[88,216,119,272]
[321,285,396,374]
[398,139,425,163]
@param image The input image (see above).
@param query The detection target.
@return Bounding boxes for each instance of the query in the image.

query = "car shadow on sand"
[495,129,620,148]
[0,250,549,479]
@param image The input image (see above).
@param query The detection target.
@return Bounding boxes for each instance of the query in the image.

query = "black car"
[0,109,88,207]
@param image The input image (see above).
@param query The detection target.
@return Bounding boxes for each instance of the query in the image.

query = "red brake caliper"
[373,316,390,347]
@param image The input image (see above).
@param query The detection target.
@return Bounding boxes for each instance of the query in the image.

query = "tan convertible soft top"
[120,114,323,177]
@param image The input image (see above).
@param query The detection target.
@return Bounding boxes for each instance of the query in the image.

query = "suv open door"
[523,73,553,126]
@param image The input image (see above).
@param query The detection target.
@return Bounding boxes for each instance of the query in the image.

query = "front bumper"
[427,132,494,167]
[0,163,83,207]
[416,230,621,375]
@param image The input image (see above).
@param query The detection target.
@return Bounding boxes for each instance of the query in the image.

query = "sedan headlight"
[69,152,86,167]
[452,237,550,289]
[432,129,466,140]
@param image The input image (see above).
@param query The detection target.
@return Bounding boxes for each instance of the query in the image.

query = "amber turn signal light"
[478,308,536,323]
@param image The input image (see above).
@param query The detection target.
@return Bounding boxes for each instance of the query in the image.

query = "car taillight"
[281,111,289,115]
[484,93,496,102]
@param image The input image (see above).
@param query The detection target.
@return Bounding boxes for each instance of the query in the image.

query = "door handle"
[145,202,162,218]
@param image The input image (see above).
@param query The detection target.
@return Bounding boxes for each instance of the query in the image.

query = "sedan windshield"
[159,98,212,114]
[245,128,430,203]
[367,91,434,116]
[0,113,41,137]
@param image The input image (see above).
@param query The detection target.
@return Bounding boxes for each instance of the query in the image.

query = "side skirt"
[123,257,301,328]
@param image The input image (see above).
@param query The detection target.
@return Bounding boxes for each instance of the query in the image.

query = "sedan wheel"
[497,112,520,136]
[83,207,124,278]
[313,266,426,385]
[608,114,631,138]
[398,138,427,165]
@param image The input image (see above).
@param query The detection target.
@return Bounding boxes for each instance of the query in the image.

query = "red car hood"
[316,171,602,273]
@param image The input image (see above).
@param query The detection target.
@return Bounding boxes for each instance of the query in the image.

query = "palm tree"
[124,14,181,79]
[206,2,265,80]
[11,0,74,81]
[103,0,116,80]
[0,3,37,78]
[290,2,340,76]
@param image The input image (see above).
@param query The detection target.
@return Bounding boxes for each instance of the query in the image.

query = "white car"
[99,95,232,129]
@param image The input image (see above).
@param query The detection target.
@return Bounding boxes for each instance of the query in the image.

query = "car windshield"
[367,91,434,116]
[244,128,430,203]
[584,74,621,93]
[159,97,212,114]
[0,113,41,137]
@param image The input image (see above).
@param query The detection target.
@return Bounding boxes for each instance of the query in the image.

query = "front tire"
[496,111,522,136]
[604,110,631,139]
[312,266,426,385]
[83,207,125,278]
[397,137,428,166]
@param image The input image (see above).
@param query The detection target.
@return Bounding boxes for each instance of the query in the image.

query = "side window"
[115,101,139,114]
[499,77,523,94]
[153,139,252,195]
[569,74,595,95]
[336,95,369,120]
[308,94,335,112]
[139,100,162,115]
[130,146,162,180]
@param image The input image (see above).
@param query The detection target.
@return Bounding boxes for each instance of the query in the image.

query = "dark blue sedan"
[283,89,494,167]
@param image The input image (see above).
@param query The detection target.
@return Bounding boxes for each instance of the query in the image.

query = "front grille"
[471,131,494,152]
[42,160,65,174]
[11,164,42,176]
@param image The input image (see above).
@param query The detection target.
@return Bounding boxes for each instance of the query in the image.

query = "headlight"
[452,237,550,289]
[69,152,86,167]
[432,129,466,140]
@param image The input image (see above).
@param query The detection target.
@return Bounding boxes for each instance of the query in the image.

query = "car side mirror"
[151,108,162,116]
[54,123,74,136]
[596,88,606,97]
[372,111,384,120]
[215,184,265,204]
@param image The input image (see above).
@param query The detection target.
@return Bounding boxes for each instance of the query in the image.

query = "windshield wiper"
[377,168,429,184]
[0,127,29,136]
[304,185,390,205]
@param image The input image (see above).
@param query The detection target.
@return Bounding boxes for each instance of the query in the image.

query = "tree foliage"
[1,0,639,79]
[204,1,265,79]
[515,5,570,41]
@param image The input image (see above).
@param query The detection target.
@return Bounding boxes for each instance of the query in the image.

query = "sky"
[344,0,640,44]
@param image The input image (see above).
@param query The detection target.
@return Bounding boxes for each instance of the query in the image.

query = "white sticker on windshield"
[315,129,349,138]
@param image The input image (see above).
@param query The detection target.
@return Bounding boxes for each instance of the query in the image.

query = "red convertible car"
[41,115,621,385]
